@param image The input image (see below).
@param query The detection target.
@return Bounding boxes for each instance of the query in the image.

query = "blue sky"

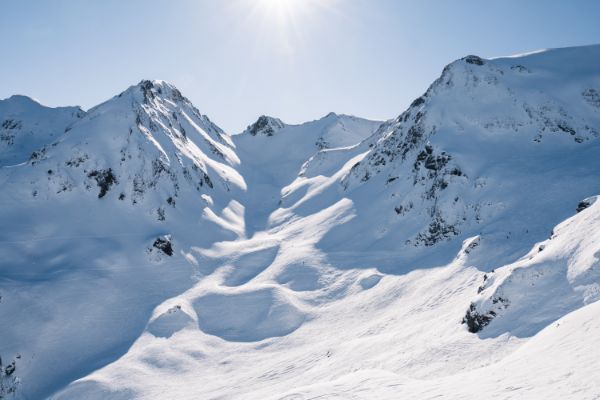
[1,0,599,132]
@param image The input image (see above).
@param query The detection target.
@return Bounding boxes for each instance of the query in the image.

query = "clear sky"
[1,0,599,133]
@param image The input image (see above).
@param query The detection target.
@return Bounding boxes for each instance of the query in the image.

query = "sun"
[247,0,326,56]
[233,0,335,58]
[256,0,310,22]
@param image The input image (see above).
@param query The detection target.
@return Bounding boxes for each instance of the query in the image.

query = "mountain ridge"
[1,44,600,399]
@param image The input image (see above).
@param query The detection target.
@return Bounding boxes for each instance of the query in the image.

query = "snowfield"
[1,45,600,399]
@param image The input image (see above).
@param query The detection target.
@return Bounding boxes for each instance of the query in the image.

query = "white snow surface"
[1,45,600,399]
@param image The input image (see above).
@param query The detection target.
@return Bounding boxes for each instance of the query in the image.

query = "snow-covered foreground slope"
[1,45,600,399]
[268,299,600,400]
[51,202,600,400]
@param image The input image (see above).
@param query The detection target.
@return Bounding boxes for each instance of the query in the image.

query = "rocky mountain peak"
[244,115,285,136]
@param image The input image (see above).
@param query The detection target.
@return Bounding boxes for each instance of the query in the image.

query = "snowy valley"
[1,44,600,399]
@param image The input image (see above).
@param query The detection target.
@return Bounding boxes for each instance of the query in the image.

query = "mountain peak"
[131,79,186,104]
[244,115,286,136]
[3,94,43,106]
[461,54,486,65]
[0,95,84,116]
[99,79,189,111]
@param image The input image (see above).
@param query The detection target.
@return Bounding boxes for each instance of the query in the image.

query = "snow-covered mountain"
[0,95,84,167]
[1,45,600,400]
[234,113,381,235]
[0,80,246,398]
[282,45,600,269]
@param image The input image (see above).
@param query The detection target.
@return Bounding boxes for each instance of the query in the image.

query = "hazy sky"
[1,0,599,133]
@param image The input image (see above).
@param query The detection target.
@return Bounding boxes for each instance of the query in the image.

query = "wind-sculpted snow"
[2,45,600,399]
[465,195,600,337]
[193,288,306,342]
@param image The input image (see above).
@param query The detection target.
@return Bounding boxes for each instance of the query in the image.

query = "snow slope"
[0,80,246,399]
[1,45,600,399]
[51,202,600,400]
[0,96,84,166]
[268,299,600,400]
[467,195,600,337]
[279,44,600,273]
[233,113,381,236]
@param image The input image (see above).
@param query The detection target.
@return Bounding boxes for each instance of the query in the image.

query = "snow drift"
[1,45,600,399]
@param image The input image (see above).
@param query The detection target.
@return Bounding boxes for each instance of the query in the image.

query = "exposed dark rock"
[557,123,576,135]
[65,154,89,167]
[462,303,496,333]
[246,116,284,136]
[463,55,485,66]
[4,362,15,377]
[153,237,173,256]
[29,148,46,164]
[203,172,213,188]
[577,200,592,213]
[511,64,531,73]
[492,296,509,307]
[1,119,21,130]
[424,155,445,170]
[464,238,480,254]
[139,80,156,103]
[0,356,18,398]
[416,150,428,162]
[87,168,117,198]
[316,137,329,149]
[171,88,184,103]
[410,96,425,108]
[449,168,463,176]
[582,88,600,108]
[415,216,459,246]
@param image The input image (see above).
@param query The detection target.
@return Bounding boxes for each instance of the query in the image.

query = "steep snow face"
[3,80,245,210]
[465,195,600,337]
[0,95,84,166]
[279,45,600,272]
[233,113,381,235]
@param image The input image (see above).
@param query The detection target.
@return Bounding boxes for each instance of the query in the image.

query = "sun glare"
[235,0,336,58]
[258,0,304,17]
[255,0,319,26]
